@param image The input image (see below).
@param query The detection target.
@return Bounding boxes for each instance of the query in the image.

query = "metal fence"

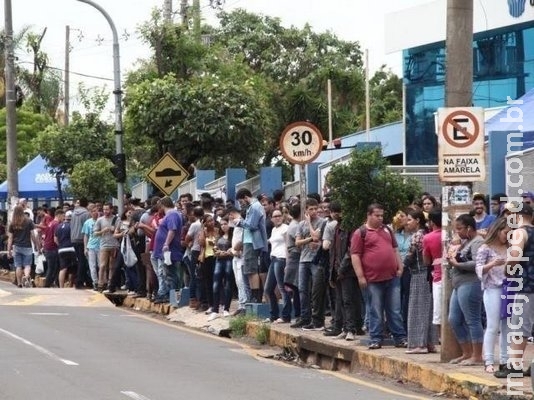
[388,165,440,197]
[235,176,260,197]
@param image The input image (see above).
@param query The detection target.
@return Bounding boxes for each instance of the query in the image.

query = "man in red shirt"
[351,203,407,349]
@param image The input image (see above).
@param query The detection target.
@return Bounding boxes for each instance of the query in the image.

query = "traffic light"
[110,153,126,183]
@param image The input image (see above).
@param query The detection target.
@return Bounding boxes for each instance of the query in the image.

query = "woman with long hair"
[7,205,40,287]
[447,214,485,365]
[198,214,218,313]
[404,209,436,353]
[475,217,510,373]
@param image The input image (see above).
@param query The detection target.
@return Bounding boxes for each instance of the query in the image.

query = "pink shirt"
[423,229,442,282]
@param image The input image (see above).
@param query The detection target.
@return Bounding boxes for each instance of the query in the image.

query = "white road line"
[0,328,79,366]
[28,313,69,316]
[120,391,152,400]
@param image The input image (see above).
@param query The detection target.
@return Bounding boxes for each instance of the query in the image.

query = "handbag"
[404,249,425,272]
[35,253,46,275]
[121,235,138,267]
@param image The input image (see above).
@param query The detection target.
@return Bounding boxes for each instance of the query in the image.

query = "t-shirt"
[9,218,35,248]
[423,229,442,282]
[297,217,325,263]
[475,213,496,230]
[350,225,398,283]
[55,221,74,251]
[43,219,59,251]
[82,218,100,250]
[269,224,288,259]
[153,209,183,262]
[93,215,119,249]
[187,220,202,251]
[322,219,338,243]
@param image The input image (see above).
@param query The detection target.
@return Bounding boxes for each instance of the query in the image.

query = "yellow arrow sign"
[146,153,189,196]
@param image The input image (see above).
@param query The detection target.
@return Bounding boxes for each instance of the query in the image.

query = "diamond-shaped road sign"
[146,153,189,196]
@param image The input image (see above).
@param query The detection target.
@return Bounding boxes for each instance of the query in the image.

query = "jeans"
[483,287,509,364]
[265,256,291,321]
[154,258,179,300]
[188,250,200,300]
[448,281,484,344]
[335,277,363,333]
[298,262,326,326]
[367,277,406,343]
[86,248,99,286]
[44,249,59,287]
[213,257,234,312]
[232,256,247,309]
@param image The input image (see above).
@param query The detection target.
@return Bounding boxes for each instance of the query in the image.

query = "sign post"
[146,153,189,197]
[438,107,485,362]
[279,122,323,214]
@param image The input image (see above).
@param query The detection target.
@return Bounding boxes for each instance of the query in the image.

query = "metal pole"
[365,48,370,142]
[76,0,124,216]
[64,25,70,126]
[440,0,474,363]
[4,0,18,213]
[327,79,333,158]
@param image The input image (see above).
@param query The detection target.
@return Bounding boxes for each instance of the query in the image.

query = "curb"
[248,321,532,400]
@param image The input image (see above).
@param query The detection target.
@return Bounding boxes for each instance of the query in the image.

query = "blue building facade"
[403,18,534,165]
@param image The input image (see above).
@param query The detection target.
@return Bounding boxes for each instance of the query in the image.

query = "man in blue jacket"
[232,188,268,303]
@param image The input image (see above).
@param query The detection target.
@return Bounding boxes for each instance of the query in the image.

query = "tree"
[327,147,421,230]
[0,108,51,167]
[66,159,117,201]
[125,72,273,174]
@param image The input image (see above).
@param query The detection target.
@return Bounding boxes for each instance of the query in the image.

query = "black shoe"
[323,328,342,337]
[524,365,531,377]
[355,328,366,336]
[494,366,524,378]
[394,339,408,348]
[302,323,325,331]
[290,318,310,329]
[153,298,168,304]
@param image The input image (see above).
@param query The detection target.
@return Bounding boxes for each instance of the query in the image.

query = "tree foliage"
[0,108,51,168]
[66,159,117,201]
[328,147,421,230]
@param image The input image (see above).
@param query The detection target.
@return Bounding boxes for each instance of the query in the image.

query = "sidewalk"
[1,268,531,400]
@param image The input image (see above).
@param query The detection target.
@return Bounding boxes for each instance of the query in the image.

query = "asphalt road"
[0,281,434,400]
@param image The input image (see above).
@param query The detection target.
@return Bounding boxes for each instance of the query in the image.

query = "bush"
[229,314,254,337]
[255,322,270,345]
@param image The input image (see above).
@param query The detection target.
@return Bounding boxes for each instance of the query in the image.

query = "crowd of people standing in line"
[4,188,534,380]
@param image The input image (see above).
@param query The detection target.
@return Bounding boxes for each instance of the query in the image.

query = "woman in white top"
[264,209,289,323]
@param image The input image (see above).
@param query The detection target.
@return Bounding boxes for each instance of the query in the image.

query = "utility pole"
[4,0,18,211]
[440,0,474,363]
[180,0,188,27]
[192,0,201,40]
[64,25,70,126]
[163,0,173,22]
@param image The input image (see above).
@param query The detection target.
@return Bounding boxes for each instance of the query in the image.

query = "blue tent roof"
[0,155,68,199]
[486,88,534,133]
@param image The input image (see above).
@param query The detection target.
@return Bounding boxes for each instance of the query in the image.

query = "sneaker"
[207,312,219,322]
[334,331,347,340]
[323,327,342,337]
[368,342,382,350]
[345,332,355,341]
[222,310,231,317]
[22,276,31,288]
[394,339,408,348]
[494,366,524,378]
[127,291,136,296]
[290,319,310,329]
[262,318,273,323]
[302,323,325,331]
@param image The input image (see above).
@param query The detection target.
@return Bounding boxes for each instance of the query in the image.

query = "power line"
[17,60,113,82]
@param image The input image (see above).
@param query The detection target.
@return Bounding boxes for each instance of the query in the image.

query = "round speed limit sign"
[279,121,323,165]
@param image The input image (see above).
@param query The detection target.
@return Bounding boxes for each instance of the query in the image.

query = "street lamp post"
[76,0,125,215]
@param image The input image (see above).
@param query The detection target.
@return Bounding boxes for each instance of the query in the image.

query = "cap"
[521,191,534,199]
[65,210,73,219]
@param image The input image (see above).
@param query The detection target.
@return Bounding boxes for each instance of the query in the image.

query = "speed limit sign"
[279,121,323,165]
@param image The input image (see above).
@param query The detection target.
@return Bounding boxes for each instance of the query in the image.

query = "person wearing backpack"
[350,203,407,350]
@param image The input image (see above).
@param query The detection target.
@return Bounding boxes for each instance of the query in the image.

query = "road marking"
[28,312,69,316]
[0,328,79,366]
[0,289,11,297]
[5,296,43,306]
[120,391,152,400]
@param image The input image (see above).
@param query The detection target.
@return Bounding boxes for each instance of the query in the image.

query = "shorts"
[242,243,260,275]
[13,246,33,268]
[58,251,78,271]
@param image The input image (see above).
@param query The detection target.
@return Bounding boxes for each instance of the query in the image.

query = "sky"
[2,0,432,115]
